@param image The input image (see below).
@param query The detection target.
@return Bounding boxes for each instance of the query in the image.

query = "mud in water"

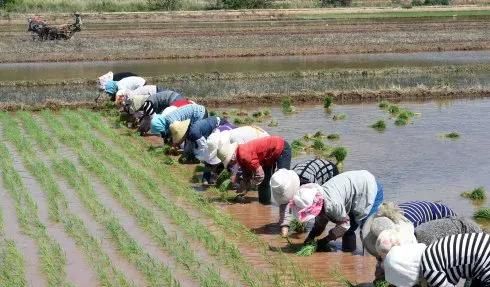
[5,142,100,287]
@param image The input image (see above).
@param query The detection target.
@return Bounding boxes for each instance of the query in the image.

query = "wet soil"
[1,9,489,63]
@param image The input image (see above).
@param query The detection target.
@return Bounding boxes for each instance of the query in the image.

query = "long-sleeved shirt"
[421,233,490,287]
[398,201,456,227]
[321,170,378,226]
[117,76,146,91]
[184,117,220,158]
[143,90,184,115]
[150,104,206,137]
[280,159,339,227]
[236,136,285,173]
[415,217,482,246]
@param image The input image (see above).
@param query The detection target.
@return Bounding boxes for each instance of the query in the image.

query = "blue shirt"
[151,104,206,136]
[188,117,219,142]
[398,201,456,227]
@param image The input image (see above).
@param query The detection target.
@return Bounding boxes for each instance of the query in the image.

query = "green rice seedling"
[313,131,325,138]
[374,280,390,287]
[267,119,278,127]
[0,240,27,287]
[233,118,244,125]
[394,117,408,126]
[311,138,326,151]
[219,179,232,193]
[323,96,333,109]
[79,110,320,287]
[332,113,347,121]
[303,134,313,141]
[331,268,356,287]
[209,111,217,116]
[262,109,271,116]
[295,243,316,256]
[330,147,348,163]
[289,219,305,233]
[216,170,231,187]
[388,104,400,115]
[445,132,460,139]
[371,120,386,131]
[378,100,390,109]
[327,134,340,140]
[291,140,305,156]
[474,208,490,221]
[461,187,486,201]
[252,111,263,118]
[236,111,248,117]
[281,98,295,114]
[11,113,134,287]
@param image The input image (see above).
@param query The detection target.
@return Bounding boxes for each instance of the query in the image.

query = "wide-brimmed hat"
[170,119,190,144]
[217,142,238,168]
[270,169,300,205]
[384,243,427,287]
[292,183,324,222]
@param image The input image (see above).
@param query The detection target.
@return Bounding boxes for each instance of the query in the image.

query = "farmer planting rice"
[217,135,291,204]
[384,233,490,287]
[269,158,339,238]
[98,72,145,100]
[291,170,384,252]
[150,103,207,142]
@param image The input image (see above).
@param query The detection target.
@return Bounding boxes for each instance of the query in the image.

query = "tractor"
[27,13,82,41]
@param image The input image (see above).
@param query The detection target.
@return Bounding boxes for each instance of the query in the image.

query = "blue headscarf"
[151,114,168,136]
[104,80,118,94]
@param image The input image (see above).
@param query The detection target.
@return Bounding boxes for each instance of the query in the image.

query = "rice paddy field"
[1,4,490,287]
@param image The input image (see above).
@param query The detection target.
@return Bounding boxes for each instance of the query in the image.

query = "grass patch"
[371,120,386,131]
[461,187,486,201]
[445,132,460,139]
[474,208,490,221]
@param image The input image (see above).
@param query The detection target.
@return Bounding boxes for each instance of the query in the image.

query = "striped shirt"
[421,233,490,287]
[398,201,456,227]
[293,159,339,185]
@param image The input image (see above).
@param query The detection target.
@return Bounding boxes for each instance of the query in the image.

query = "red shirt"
[171,99,193,108]
[236,136,285,172]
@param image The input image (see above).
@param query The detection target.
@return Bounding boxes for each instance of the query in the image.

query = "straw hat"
[270,169,300,205]
[384,243,427,287]
[217,142,238,168]
[170,119,190,144]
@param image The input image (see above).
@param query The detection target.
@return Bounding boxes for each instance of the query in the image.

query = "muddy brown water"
[1,51,489,82]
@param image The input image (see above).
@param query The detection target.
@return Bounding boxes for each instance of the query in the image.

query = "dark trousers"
[257,141,292,205]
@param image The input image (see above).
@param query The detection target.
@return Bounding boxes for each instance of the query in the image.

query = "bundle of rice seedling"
[296,243,317,256]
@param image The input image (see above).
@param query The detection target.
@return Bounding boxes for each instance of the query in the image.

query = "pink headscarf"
[290,183,324,222]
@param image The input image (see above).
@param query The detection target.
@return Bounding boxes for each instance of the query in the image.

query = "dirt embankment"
[0,7,489,63]
[1,88,488,111]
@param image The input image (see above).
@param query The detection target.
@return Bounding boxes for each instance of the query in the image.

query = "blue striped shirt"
[398,201,456,227]
[151,104,206,136]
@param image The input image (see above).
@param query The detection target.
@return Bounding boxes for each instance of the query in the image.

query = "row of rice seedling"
[0,114,69,287]
[40,111,227,287]
[11,112,138,287]
[80,110,323,287]
[12,111,178,286]
[0,199,27,287]
[59,110,258,286]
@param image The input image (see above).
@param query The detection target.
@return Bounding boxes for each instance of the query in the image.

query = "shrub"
[324,96,333,109]
[320,0,351,7]
[461,187,486,201]
[371,120,386,131]
[217,0,271,9]
[147,0,181,10]
[330,147,347,163]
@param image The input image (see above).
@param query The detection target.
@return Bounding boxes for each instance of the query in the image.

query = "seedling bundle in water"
[295,243,317,256]
[462,187,486,201]
[474,208,490,221]
[371,120,386,131]
[324,96,333,109]
[281,98,296,114]
[291,132,348,164]
[445,132,460,139]
[378,101,417,126]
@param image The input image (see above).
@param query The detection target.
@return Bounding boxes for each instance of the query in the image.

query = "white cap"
[270,169,300,205]
[384,243,426,287]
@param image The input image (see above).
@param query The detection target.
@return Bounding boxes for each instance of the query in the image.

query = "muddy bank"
[1,10,489,63]
[1,88,490,111]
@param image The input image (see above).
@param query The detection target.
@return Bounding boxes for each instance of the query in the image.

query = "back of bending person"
[384,233,490,287]
[270,158,339,238]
